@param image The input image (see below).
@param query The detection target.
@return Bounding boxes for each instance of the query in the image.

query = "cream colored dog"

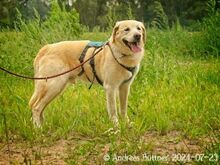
[29,20,146,128]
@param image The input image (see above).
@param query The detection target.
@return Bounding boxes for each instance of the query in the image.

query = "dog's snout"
[134,34,141,41]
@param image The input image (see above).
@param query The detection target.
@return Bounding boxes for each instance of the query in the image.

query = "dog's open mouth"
[123,39,142,53]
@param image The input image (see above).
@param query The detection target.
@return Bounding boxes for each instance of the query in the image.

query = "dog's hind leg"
[30,76,69,127]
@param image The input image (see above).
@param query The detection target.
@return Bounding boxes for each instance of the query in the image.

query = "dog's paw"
[104,127,120,135]
[123,116,134,128]
[112,117,119,128]
[31,117,42,128]
[128,121,134,128]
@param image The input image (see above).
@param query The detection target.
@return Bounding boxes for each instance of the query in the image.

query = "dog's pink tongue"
[131,44,142,53]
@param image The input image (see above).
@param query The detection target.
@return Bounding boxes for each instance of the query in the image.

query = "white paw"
[124,116,134,128]
[112,117,119,128]
[104,127,120,135]
[32,116,42,128]
[128,121,134,128]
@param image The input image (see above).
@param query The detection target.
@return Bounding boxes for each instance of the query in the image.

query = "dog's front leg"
[119,83,131,123]
[105,84,119,127]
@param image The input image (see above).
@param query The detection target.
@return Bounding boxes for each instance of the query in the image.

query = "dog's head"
[111,20,146,55]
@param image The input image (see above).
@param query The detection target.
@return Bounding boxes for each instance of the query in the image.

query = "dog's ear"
[112,22,120,43]
[141,23,146,43]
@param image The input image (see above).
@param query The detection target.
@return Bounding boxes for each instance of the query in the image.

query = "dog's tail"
[29,91,37,108]
[29,84,47,109]
[33,45,49,72]
[29,45,49,108]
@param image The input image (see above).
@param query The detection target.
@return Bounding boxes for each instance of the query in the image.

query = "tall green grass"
[0,12,220,164]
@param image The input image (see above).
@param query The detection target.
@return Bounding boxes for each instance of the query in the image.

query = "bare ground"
[0,131,217,164]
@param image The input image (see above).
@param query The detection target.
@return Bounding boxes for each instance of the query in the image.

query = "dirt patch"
[0,131,217,164]
[137,131,219,164]
[141,131,204,154]
[0,139,68,165]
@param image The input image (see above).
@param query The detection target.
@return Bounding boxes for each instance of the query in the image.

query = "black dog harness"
[78,41,137,88]
[107,43,137,84]
[78,41,105,88]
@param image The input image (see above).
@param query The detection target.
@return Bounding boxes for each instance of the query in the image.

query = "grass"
[0,29,220,164]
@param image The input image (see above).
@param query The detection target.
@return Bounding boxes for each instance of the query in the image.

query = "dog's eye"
[124,28,130,32]
[137,27,141,30]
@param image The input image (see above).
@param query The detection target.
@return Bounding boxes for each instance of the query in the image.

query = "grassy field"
[0,29,220,164]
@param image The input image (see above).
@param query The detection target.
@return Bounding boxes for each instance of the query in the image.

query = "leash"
[0,42,108,81]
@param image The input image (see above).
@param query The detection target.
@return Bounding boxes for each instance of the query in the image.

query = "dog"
[29,20,146,128]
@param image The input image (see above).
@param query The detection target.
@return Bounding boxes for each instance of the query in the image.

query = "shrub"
[201,0,220,56]
[0,2,82,74]
[151,1,169,30]
[201,12,220,56]
[16,2,82,44]
[43,2,82,42]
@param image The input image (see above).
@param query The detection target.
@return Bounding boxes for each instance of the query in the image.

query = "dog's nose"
[134,34,141,41]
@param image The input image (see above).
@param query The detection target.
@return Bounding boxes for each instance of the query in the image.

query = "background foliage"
[1,0,220,29]
[1,0,219,55]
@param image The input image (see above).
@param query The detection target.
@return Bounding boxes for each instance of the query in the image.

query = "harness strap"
[89,48,103,87]
[107,43,137,84]
[78,41,105,88]
[78,45,90,76]
[77,41,137,88]
[78,45,92,82]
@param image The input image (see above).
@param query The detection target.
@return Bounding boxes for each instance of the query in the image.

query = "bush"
[200,0,220,56]
[201,11,220,56]
[16,2,82,44]
[150,1,169,30]
[43,2,82,42]
[0,2,82,74]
